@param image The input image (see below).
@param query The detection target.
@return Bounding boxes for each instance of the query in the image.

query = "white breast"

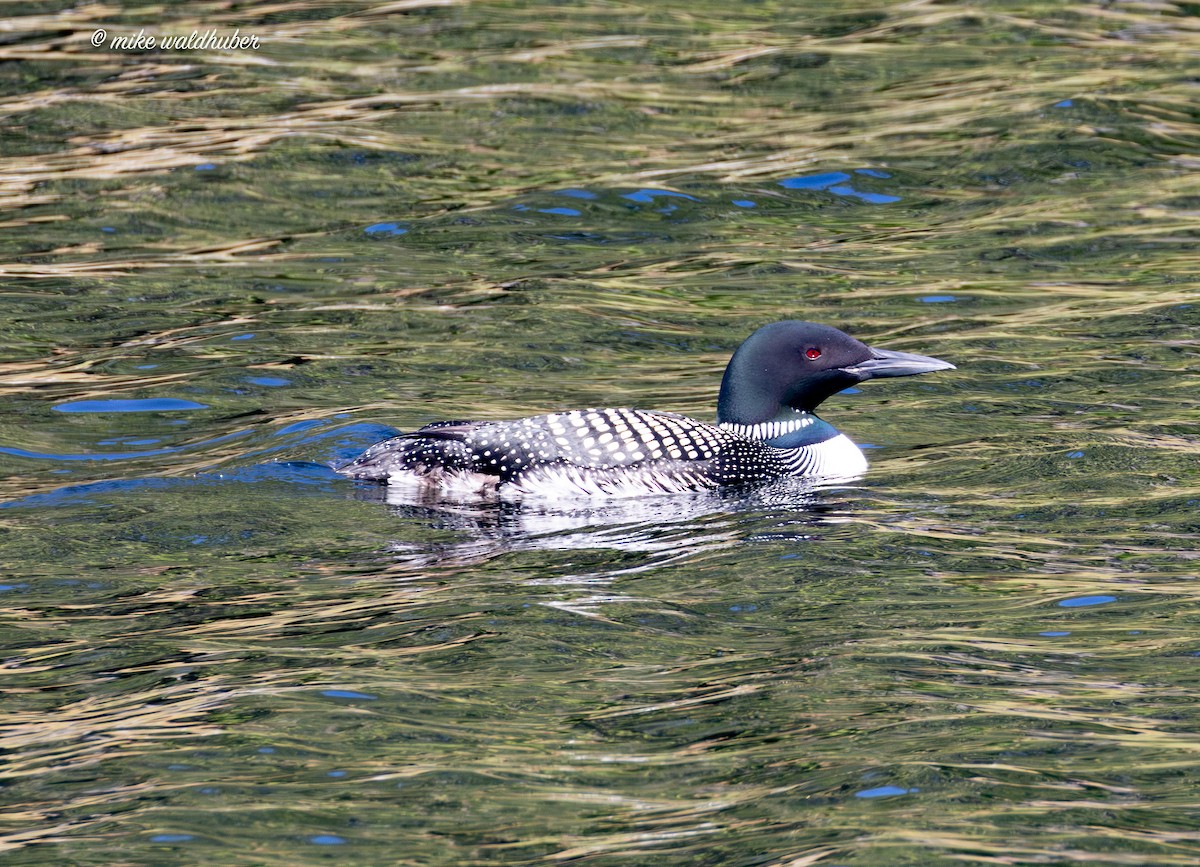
[790,433,868,480]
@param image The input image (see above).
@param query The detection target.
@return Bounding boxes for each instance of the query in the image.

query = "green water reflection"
[1,0,1199,863]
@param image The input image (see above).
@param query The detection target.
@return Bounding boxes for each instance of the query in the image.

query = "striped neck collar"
[719,412,838,448]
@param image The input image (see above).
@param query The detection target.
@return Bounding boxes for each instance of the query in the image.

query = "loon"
[336,321,954,498]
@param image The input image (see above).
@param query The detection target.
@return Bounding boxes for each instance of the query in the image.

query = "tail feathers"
[414,420,478,437]
[405,422,476,442]
[335,425,479,482]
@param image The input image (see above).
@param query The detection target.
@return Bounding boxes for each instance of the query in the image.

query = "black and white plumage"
[336,321,954,499]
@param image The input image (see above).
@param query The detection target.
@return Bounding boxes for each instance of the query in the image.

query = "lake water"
[2,0,1200,863]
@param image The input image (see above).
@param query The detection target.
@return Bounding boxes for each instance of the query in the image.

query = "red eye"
[806,347,821,359]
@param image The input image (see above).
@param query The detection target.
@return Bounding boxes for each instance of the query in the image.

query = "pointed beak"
[843,346,956,379]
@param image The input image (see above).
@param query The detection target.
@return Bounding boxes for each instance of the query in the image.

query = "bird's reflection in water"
[347,476,864,572]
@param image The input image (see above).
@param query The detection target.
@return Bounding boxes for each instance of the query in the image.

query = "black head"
[716,320,954,424]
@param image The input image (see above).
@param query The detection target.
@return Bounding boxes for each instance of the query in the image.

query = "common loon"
[336,321,954,498]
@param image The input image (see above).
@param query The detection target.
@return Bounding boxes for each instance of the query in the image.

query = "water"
[2,0,1199,862]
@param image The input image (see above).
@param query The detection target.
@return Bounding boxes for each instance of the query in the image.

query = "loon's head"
[716,321,954,425]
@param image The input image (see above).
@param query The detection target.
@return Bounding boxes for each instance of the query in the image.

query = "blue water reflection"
[780,172,850,189]
[828,185,901,204]
[54,398,208,413]
[0,421,393,508]
[779,170,901,203]
[856,785,918,798]
[555,188,598,199]
[1059,595,1117,608]
[276,419,327,437]
[364,222,408,236]
[508,174,902,228]
[320,690,378,700]
[621,188,700,204]
[309,835,347,846]
[0,462,340,510]
[0,430,249,463]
